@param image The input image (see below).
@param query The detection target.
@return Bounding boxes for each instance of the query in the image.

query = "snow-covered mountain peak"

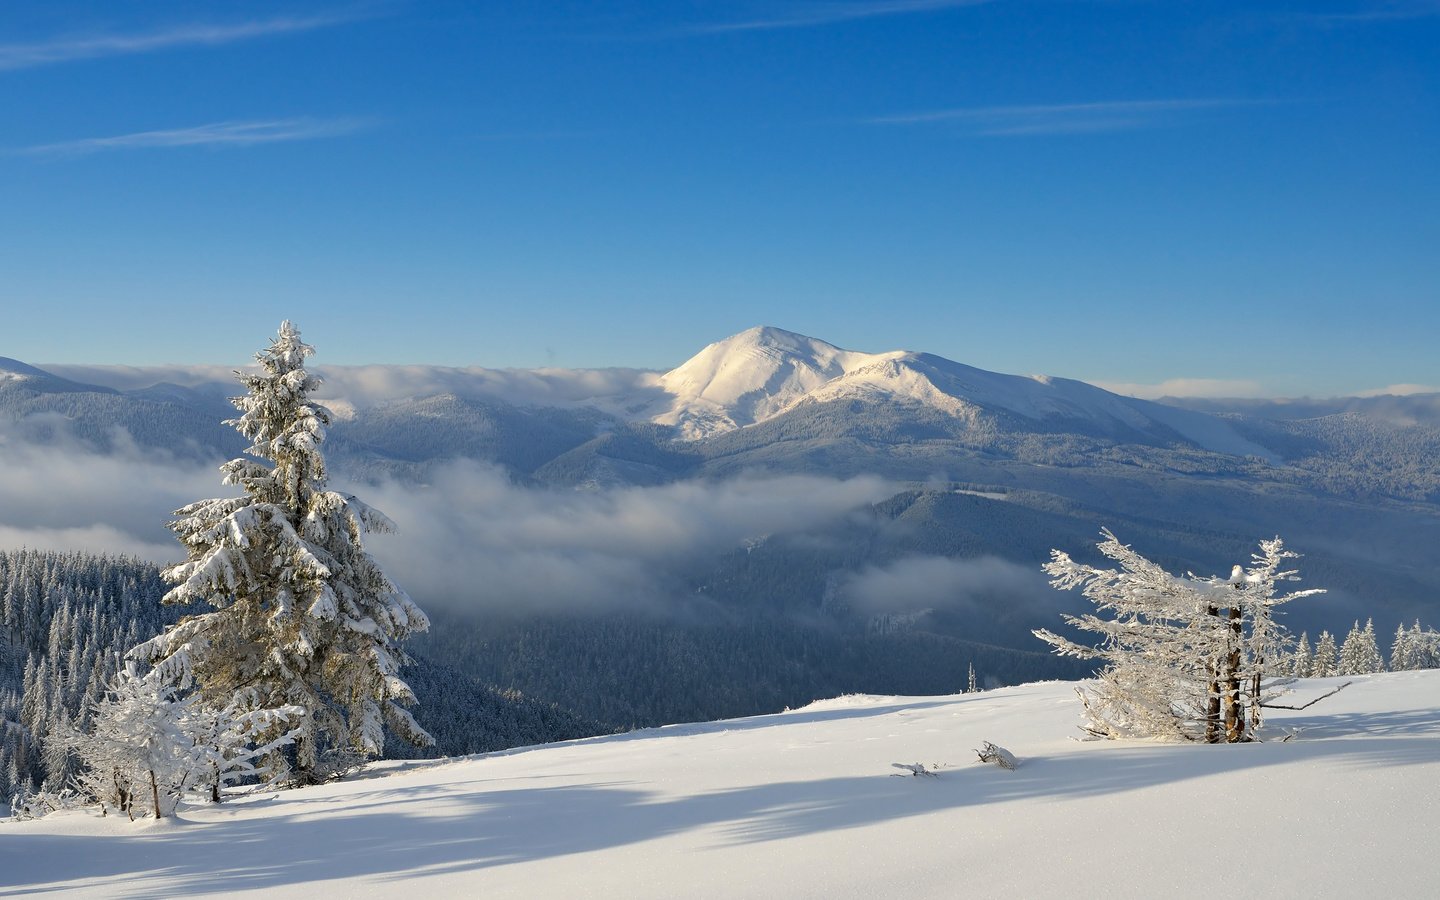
[644,328,1273,458]
[653,327,905,439]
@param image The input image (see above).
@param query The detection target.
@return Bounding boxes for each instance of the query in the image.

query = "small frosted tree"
[1035,530,1321,742]
[1291,632,1312,677]
[186,690,307,802]
[1034,530,1225,741]
[1390,623,1414,671]
[1228,537,1325,730]
[135,322,431,784]
[63,667,303,818]
[61,666,196,819]
[1311,631,1339,677]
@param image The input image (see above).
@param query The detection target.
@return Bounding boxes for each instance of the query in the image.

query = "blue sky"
[2,1,1437,396]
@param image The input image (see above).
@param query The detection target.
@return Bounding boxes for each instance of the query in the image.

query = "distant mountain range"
[4,329,1440,726]
[18,325,1439,466]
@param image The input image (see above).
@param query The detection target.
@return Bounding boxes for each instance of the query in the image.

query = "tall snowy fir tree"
[134,322,432,783]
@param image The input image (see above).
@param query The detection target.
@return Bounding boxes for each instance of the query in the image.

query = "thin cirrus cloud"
[20,117,376,157]
[1286,2,1440,26]
[685,0,992,34]
[0,11,365,71]
[866,99,1259,136]
[1354,383,1440,397]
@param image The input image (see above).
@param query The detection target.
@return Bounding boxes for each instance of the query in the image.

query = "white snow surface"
[8,672,1439,898]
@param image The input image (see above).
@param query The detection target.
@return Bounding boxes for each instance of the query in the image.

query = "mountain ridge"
[645,327,1274,458]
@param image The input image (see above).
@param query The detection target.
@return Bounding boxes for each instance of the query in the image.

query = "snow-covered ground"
[7,672,1439,898]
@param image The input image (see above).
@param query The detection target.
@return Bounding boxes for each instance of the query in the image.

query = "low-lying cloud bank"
[0,419,225,559]
[0,422,896,613]
[840,555,1050,615]
[41,363,665,412]
[361,462,895,613]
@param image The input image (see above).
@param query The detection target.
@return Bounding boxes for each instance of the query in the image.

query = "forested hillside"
[0,550,174,807]
[0,551,605,804]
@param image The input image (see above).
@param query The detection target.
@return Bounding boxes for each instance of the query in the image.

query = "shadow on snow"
[5,712,1438,897]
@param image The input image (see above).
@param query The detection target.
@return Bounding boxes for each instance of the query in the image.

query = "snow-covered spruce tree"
[1034,530,1321,742]
[1291,632,1313,678]
[1391,620,1440,670]
[1409,622,1440,669]
[133,322,431,783]
[1390,623,1414,671]
[1311,631,1339,677]
[1338,619,1385,675]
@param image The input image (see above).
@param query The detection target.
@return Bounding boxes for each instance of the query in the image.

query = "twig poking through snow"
[1260,681,1352,711]
[976,741,1018,770]
[890,762,939,778]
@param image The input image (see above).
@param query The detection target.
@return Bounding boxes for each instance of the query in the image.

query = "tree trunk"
[1205,605,1222,743]
[150,768,162,820]
[1224,606,1246,743]
[115,768,133,822]
[1249,671,1263,730]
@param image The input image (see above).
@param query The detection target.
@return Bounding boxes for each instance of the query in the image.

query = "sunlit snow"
[7,672,1438,898]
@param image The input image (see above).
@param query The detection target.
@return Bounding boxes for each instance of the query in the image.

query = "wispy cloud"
[1354,383,1440,397]
[1287,2,1440,26]
[867,99,1257,136]
[685,0,991,35]
[840,555,1047,615]
[1093,377,1271,400]
[21,117,375,157]
[0,12,365,71]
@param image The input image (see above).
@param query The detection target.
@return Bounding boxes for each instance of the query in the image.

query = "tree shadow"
[5,728,1435,897]
[1264,706,1440,739]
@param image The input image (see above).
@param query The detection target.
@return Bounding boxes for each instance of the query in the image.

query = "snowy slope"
[0,357,119,394]
[649,327,1273,457]
[651,326,907,438]
[8,672,1439,898]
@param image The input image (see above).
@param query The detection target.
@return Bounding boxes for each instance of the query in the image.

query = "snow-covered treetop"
[225,320,331,509]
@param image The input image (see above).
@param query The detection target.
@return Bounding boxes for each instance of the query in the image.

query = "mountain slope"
[8,672,1439,898]
[0,357,120,395]
[651,326,901,438]
[648,327,1273,457]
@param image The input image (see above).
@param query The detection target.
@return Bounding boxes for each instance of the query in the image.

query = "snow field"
[5,672,1439,899]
